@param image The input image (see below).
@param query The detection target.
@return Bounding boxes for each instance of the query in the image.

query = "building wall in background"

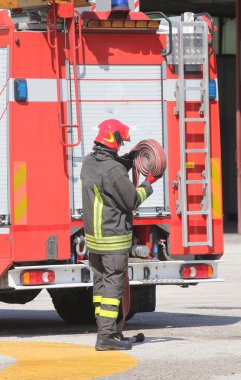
[223,18,236,54]
[217,55,237,222]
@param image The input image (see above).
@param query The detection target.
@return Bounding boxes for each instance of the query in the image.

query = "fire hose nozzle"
[132,245,150,258]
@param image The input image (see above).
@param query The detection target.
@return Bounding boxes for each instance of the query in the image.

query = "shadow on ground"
[0,309,240,338]
[126,311,241,331]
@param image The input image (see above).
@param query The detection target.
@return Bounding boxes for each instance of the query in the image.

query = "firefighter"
[80,119,161,351]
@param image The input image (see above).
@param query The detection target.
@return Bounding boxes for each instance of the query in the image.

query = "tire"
[118,285,156,322]
[0,289,41,304]
[139,285,156,312]
[48,285,156,325]
[48,287,95,325]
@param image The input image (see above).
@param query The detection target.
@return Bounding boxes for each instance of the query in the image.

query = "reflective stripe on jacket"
[80,146,153,254]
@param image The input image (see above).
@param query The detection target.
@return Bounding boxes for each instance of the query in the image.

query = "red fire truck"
[0,2,223,323]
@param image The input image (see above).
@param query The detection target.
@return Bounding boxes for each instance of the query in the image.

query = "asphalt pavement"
[0,233,241,380]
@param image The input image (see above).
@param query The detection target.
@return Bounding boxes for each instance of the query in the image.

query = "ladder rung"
[185,149,207,153]
[184,87,201,91]
[187,211,209,215]
[187,242,211,247]
[184,118,207,122]
[183,55,205,59]
[186,180,208,184]
[61,124,78,128]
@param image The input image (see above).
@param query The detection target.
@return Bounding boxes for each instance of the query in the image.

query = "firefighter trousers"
[89,251,128,339]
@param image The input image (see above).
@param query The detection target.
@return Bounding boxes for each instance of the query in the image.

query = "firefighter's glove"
[146,172,162,185]
[121,148,138,162]
[119,149,138,172]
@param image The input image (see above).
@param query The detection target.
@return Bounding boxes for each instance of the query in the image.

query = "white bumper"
[7,259,223,290]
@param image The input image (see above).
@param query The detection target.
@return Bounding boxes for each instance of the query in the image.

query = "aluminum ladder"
[176,20,213,247]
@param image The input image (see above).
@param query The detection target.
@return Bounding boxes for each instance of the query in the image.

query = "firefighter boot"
[95,333,132,351]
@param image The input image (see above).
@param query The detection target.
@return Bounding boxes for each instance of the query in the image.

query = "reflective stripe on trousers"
[93,296,120,318]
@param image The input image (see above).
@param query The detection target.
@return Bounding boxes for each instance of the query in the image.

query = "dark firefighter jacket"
[80,145,153,254]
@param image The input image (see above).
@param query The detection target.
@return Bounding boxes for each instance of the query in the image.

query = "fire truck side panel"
[0,47,10,221]
[206,35,223,255]
[78,32,165,65]
[210,100,223,253]
[9,33,70,262]
[11,33,67,78]
[0,22,14,276]
[0,234,11,278]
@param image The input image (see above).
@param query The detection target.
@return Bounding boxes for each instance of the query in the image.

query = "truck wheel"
[48,287,95,325]
[118,285,156,322]
[129,285,156,314]
[0,289,41,304]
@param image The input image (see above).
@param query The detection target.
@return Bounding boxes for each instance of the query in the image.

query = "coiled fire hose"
[133,139,167,187]
[118,139,167,335]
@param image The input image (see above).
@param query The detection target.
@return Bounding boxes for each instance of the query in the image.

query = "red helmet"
[94,119,130,152]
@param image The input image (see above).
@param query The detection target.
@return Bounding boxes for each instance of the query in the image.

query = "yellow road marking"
[0,342,137,380]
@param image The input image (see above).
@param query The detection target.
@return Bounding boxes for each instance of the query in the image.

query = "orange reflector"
[21,270,55,286]
[100,20,112,28]
[148,20,160,29]
[124,20,135,28]
[85,19,160,30]
[112,20,124,28]
[87,20,100,28]
[180,264,213,279]
[136,20,148,28]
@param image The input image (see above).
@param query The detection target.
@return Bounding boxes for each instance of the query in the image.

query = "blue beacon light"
[111,0,130,11]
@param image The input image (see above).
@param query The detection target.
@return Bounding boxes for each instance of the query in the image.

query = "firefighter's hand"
[146,172,162,185]
[121,148,138,162]
[120,148,138,172]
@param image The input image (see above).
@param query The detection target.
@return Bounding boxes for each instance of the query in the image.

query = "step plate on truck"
[7,260,223,290]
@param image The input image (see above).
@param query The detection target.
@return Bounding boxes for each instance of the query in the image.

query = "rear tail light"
[180,264,213,279]
[21,270,55,286]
